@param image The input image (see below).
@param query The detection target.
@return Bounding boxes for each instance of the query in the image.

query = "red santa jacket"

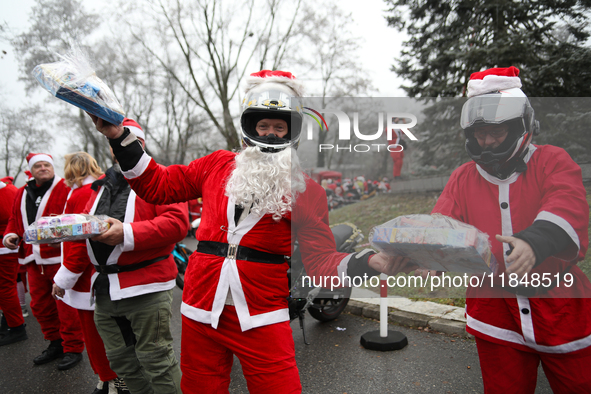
[4,176,70,265]
[53,173,189,301]
[433,145,591,354]
[54,177,97,310]
[120,149,351,332]
[0,181,19,258]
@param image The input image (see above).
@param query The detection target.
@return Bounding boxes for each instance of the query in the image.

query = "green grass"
[329,187,591,308]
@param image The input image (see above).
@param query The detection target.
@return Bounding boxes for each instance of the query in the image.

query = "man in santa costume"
[52,120,189,394]
[432,66,591,393]
[3,153,85,369]
[88,70,413,393]
[0,176,27,346]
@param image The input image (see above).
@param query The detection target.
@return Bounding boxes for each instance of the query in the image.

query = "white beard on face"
[225,146,307,221]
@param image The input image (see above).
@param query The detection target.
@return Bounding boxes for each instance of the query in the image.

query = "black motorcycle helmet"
[240,70,304,153]
[461,88,539,179]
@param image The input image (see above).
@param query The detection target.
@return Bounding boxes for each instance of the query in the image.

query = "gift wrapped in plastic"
[370,214,497,274]
[33,50,125,125]
[24,214,110,244]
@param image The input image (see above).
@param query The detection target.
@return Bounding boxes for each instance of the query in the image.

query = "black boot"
[0,324,27,346]
[33,339,64,365]
[0,315,8,336]
[57,352,83,370]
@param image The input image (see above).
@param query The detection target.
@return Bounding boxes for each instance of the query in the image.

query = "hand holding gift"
[24,214,110,244]
[33,49,125,125]
[370,214,497,275]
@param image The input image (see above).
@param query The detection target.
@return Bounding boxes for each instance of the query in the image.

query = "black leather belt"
[196,240,286,264]
[94,255,169,274]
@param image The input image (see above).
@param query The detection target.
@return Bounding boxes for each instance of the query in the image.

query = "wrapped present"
[370,214,496,274]
[33,50,125,125]
[24,214,110,244]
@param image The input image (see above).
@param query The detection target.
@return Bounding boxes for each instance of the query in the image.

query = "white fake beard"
[225,146,307,221]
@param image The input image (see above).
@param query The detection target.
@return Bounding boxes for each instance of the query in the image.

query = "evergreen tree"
[385,0,591,169]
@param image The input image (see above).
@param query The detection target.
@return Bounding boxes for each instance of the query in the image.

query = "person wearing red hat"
[432,66,591,393]
[88,70,413,393]
[0,176,26,346]
[53,122,189,394]
[2,153,85,369]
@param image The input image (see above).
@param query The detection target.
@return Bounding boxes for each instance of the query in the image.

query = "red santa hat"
[122,118,145,141]
[466,66,523,98]
[0,176,14,184]
[27,152,54,168]
[243,70,305,97]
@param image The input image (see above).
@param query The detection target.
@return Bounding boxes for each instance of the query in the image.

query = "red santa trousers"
[26,263,84,353]
[0,253,24,328]
[180,306,301,394]
[78,309,118,381]
[476,337,591,393]
[390,150,404,178]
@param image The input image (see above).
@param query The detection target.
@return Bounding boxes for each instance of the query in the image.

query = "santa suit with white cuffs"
[433,66,591,393]
[434,144,591,348]
[3,164,84,353]
[109,138,373,393]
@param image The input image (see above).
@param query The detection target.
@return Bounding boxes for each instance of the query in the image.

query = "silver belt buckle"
[227,244,238,260]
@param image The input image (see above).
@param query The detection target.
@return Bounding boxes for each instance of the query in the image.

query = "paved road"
[0,237,554,393]
[0,290,554,394]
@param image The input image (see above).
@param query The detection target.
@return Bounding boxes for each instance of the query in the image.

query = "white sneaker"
[20,304,29,318]
[93,378,127,394]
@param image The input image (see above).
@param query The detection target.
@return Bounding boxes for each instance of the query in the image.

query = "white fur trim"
[0,181,5,189]
[467,75,522,98]
[467,312,591,354]
[28,154,54,168]
[60,289,94,310]
[0,246,18,255]
[19,255,34,265]
[126,125,145,141]
[244,75,305,97]
[121,153,152,180]
[121,223,135,252]
[53,265,83,291]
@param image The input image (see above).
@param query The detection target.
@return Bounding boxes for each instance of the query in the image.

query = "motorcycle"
[172,242,191,290]
[172,222,364,345]
[288,222,364,344]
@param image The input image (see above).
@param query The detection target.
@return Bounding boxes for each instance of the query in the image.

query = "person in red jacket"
[53,120,189,394]
[51,152,129,394]
[432,67,591,393]
[2,153,84,369]
[0,176,27,346]
[88,71,412,393]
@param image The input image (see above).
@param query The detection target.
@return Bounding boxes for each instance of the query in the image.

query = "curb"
[344,300,473,338]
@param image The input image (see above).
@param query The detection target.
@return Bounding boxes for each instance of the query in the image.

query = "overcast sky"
[0,0,407,107]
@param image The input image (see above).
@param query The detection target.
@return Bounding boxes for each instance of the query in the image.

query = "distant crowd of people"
[320,176,391,210]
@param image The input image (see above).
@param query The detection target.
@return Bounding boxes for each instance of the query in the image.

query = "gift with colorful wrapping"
[33,50,125,125]
[25,214,110,244]
[370,214,497,274]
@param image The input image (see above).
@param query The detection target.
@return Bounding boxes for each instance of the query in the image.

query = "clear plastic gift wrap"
[24,214,110,244]
[370,214,497,274]
[33,50,125,125]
